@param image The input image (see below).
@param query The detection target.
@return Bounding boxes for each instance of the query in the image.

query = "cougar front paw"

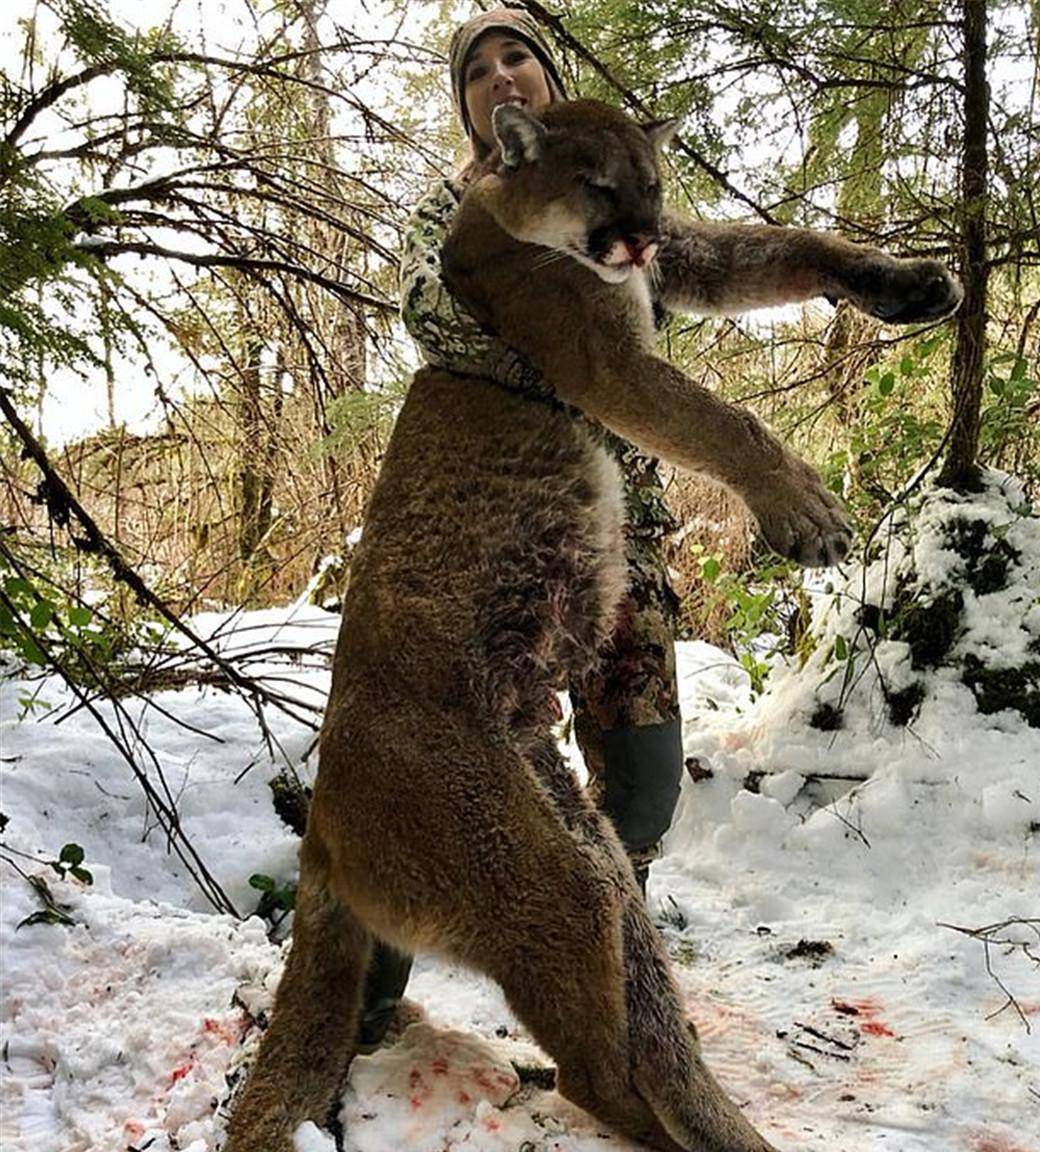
[749,458,853,568]
[842,254,963,324]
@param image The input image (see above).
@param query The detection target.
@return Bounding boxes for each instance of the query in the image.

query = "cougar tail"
[224,829,372,1152]
[621,899,779,1152]
[632,1046,779,1152]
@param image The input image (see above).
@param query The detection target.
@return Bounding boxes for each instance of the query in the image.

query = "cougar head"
[488,99,679,284]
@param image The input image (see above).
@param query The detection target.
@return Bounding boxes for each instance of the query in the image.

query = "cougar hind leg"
[309,718,679,1150]
[470,798,681,1149]
[223,829,372,1152]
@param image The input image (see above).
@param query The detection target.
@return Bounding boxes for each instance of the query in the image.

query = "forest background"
[1,0,1037,718]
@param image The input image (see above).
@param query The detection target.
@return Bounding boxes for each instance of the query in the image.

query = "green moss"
[961,656,1040,728]
[887,682,926,727]
[809,701,843,731]
[269,772,310,836]
[894,588,964,670]
[947,517,1020,596]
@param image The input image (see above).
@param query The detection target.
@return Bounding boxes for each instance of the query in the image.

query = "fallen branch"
[0,587,239,916]
[938,916,1040,1033]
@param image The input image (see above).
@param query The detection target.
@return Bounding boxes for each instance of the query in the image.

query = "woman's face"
[463,33,553,149]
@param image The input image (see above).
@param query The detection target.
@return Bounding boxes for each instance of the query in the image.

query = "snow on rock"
[677,470,1040,792]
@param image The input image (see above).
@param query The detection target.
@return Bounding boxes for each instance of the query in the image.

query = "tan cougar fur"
[225,100,961,1152]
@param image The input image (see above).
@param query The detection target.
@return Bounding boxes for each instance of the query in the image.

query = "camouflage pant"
[570,533,681,869]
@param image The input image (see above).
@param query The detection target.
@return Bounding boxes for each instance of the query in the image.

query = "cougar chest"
[621,269,655,346]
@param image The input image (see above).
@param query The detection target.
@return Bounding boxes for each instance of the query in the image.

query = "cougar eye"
[579,174,616,201]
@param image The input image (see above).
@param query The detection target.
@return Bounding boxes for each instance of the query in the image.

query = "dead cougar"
[225,99,960,1152]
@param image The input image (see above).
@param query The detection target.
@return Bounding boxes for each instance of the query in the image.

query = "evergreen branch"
[517,0,780,224]
[4,63,112,149]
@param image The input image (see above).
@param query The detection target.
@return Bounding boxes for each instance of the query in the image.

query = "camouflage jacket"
[399,177,679,546]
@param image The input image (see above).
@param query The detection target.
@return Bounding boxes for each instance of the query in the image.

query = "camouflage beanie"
[449,8,568,143]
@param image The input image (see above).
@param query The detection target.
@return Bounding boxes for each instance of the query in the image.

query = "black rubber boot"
[600,715,684,860]
[357,940,414,1052]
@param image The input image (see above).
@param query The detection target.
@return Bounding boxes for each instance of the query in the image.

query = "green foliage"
[695,549,809,694]
[249,872,297,928]
[320,378,409,455]
[816,333,949,522]
[57,0,179,113]
[981,351,1039,487]
[0,544,165,689]
[46,842,94,886]
[0,195,104,387]
[1,3,184,396]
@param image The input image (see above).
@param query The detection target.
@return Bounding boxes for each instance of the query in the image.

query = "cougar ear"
[641,117,681,152]
[492,104,547,169]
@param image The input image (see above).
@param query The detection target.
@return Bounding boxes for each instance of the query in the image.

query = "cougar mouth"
[579,243,659,283]
[566,243,635,283]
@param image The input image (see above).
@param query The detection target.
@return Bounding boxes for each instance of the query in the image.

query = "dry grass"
[662,469,755,648]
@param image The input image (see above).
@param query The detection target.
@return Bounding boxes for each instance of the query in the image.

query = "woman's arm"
[399,180,548,394]
[399,180,498,371]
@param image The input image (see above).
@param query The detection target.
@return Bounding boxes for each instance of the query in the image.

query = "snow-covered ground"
[2,481,1038,1152]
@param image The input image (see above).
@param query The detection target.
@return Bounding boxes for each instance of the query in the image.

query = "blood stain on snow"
[681,997,747,1040]
[169,1055,196,1084]
[832,998,880,1017]
[975,1136,1033,1152]
[124,1120,145,1141]
[431,1056,450,1076]
[483,1115,502,1132]
[409,1095,423,1111]
[833,997,897,1038]
[202,1016,241,1044]
[458,1091,472,1105]
[470,1065,497,1092]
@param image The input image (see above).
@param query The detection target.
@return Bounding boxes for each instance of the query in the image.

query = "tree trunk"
[298,0,366,535]
[299,0,369,400]
[939,0,989,488]
[99,274,117,429]
[236,338,271,564]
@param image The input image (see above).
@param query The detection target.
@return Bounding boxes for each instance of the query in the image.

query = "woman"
[359,6,686,1049]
